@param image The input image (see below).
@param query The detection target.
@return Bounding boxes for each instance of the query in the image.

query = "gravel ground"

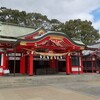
[0,74,100,100]
[49,81,100,98]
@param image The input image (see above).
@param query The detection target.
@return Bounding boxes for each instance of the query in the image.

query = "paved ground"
[0,85,100,100]
[0,74,100,100]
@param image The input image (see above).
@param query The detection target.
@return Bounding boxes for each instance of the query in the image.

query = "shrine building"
[0,22,85,76]
[83,42,100,73]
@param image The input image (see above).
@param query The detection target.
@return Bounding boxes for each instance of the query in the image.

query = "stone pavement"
[0,86,100,100]
[0,74,100,100]
[0,73,100,88]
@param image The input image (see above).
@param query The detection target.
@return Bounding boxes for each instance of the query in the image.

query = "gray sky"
[1,0,100,30]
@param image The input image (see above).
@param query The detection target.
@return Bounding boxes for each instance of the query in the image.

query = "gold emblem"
[20,42,26,45]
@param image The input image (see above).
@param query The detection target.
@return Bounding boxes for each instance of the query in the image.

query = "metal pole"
[78,53,80,75]
[78,57,80,75]
[14,46,16,76]
[91,56,94,73]
[13,40,20,76]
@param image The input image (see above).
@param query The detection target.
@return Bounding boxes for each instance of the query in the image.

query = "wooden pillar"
[66,54,71,75]
[0,53,4,76]
[85,57,87,73]
[80,52,83,74]
[20,54,26,74]
[91,56,94,73]
[3,53,8,69]
[13,47,16,76]
[1,54,3,67]
[28,51,33,76]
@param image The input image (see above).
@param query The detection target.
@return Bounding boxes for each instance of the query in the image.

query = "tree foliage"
[0,7,100,44]
[61,19,100,44]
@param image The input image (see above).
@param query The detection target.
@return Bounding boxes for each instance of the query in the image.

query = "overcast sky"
[0,0,100,31]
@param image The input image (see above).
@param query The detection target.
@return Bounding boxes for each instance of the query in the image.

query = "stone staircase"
[0,74,100,89]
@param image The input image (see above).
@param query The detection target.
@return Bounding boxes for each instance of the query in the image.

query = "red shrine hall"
[0,23,85,76]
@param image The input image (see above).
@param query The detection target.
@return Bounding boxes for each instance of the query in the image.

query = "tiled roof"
[87,42,100,49]
[0,22,85,47]
[82,42,100,56]
[0,38,17,42]
[0,22,35,37]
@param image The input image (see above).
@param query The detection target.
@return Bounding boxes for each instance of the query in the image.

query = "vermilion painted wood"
[66,54,71,74]
[28,52,33,76]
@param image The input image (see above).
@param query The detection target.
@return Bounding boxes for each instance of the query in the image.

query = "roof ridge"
[1,21,34,28]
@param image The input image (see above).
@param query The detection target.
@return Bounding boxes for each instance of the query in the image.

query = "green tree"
[0,7,63,30]
[0,7,27,25]
[0,7,100,45]
[62,19,100,45]
[50,19,63,31]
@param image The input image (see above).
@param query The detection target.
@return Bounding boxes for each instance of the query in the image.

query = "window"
[71,56,80,66]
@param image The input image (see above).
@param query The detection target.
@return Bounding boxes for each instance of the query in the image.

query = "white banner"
[8,57,20,60]
[72,67,81,71]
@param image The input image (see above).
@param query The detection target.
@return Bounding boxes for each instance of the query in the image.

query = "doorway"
[34,60,57,75]
[8,60,20,73]
[58,61,66,72]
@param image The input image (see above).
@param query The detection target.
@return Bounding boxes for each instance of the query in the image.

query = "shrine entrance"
[58,61,66,72]
[8,60,20,73]
[34,60,57,75]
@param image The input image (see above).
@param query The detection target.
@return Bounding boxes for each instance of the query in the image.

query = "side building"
[82,42,100,73]
[0,22,85,76]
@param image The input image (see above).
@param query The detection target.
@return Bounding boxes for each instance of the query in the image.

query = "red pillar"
[0,53,4,76]
[28,51,33,76]
[66,54,71,75]
[20,54,26,74]
[80,52,83,74]
[3,53,8,70]
[91,56,94,73]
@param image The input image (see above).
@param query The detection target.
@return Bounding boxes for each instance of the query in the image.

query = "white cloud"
[57,13,94,22]
[0,0,100,20]
[0,0,100,30]
[93,21,100,31]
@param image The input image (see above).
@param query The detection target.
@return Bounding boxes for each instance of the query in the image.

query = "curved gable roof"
[0,22,85,48]
[19,31,85,48]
